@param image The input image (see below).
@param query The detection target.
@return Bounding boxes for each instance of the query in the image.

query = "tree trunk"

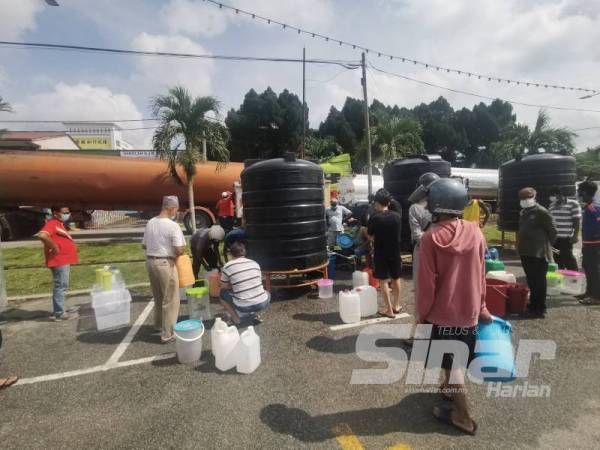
[188,176,196,233]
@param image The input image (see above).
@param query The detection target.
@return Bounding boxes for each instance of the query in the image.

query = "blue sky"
[0,0,599,149]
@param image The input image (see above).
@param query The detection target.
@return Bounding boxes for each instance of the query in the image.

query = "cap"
[162,195,179,209]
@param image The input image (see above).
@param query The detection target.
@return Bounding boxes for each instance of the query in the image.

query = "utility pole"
[361,52,373,196]
[302,47,306,159]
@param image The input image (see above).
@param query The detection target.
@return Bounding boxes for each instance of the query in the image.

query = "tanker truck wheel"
[183,210,213,234]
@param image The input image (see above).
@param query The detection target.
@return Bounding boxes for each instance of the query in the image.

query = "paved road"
[1,258,600,449]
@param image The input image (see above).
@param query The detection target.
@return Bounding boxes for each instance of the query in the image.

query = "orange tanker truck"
[0,150,244,240]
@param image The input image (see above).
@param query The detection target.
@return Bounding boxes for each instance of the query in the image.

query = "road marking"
[329,313,411,331]
[14,353,176,386]
[386,444,411,450]
[332,423,364,450]
[106,300,154,365]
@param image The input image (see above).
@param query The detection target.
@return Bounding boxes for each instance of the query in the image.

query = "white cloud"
[0,0,43,40]
[161,0,335,37]
[130,32,213,97]
[162,0,228,38]
[12,83,151,148]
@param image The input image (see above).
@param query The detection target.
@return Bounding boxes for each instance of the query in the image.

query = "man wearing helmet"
[408,172,439,288]
[216,191,235,233]
[190,224,225,279]
[417,178,492,435]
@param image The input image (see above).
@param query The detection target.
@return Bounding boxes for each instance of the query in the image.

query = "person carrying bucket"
[417,178,492,435]
[408,172,438,289]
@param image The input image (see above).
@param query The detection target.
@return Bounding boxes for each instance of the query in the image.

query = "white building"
[63,122,133,150]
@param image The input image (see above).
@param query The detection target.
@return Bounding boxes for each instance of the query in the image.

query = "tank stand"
[262,261,329,291]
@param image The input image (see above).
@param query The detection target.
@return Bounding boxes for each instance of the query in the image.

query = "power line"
[368,62,600,115]
[573,126,600,132]
[203,0,598,94]
[0,116,227,124]
[0,41,360,69]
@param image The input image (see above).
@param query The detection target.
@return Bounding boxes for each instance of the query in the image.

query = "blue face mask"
[61,213,71,223]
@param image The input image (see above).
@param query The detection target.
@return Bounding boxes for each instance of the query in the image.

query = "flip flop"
[0,376,19,389]
[433,406,478,436]
[579,298,600,305]
[377,310,396,319]
[393,306,405,314]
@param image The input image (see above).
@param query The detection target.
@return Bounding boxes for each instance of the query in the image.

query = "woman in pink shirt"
[417,178,491,436]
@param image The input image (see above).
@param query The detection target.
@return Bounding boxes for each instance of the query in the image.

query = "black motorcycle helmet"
[408,172,441,204]
[426,178,469,216]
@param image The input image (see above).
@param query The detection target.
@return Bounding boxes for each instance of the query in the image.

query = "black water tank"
[383,154,451,250]
[241,153,327,271]
[498,153,577,232]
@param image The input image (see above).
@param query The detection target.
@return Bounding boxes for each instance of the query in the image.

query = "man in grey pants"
[143,196,186,343]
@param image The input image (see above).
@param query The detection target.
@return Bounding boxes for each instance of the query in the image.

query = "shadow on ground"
[260,394,459,443]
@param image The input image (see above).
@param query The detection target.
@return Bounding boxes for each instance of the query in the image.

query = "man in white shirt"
[143,196,186,343]
[325,198,352,249]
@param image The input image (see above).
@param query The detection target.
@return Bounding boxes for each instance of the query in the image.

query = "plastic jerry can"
[212,321,240,371]
[363,267,380,289]
[339,290,361,324]
[208,270,221,298]
[353,285,378,317]
[352,270,369,289]
[237,326,261,374]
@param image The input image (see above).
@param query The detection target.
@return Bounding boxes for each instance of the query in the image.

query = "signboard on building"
[120,150,157,158]
[71,135,112,150]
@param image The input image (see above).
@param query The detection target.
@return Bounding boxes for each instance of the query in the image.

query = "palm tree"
[151,86,229,232]
[372,116,424,161]
[527,110,576,154]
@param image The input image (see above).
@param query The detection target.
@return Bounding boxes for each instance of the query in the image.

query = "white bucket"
[173,320,205,364]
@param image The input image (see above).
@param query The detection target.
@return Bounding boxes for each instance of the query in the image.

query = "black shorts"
[373,255,402,280]
[428,325,477,371]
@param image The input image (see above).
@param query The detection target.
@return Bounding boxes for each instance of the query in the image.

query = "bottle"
[237,326,261,374]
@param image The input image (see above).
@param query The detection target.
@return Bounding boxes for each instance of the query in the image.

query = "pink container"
[557,270,586,295]
[318,279,334,299]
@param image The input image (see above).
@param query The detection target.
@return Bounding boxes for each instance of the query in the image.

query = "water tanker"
[0,150,243,239]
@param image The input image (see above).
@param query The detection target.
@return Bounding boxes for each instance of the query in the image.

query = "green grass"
[482,215,516,246]
[5,262,149,298]
[3,242,146,269]
[4,242,149,297]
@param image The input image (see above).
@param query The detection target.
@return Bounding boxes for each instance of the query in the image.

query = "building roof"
[0,131,71,141]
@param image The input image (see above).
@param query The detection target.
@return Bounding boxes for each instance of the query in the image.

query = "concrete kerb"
[6,282,151,303]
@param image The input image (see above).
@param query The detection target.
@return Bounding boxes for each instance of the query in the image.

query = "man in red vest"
[36,205,79,321]
[216,191,235,233]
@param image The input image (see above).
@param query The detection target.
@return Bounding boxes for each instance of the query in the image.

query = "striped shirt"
[220,257,268,307]
[549,199,582,238]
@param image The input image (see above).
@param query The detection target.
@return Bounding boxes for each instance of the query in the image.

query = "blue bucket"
[328,254,337,278]
[471,316,516,382]
[337,233,354,249]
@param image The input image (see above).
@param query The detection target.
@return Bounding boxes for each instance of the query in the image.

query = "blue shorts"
[220,289,270,314]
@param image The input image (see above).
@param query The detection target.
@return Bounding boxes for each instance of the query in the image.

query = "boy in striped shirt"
[548,187,581,271]
[219,242,270,325]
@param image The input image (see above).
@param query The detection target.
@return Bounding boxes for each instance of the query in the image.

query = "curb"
[7,282,151,302]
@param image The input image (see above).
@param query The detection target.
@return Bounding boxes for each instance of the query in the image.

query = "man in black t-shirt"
[367,189,403,318]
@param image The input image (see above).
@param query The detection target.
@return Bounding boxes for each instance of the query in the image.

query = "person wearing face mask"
[517,187,557,319]
[576,180,600,304]
[143,196,186,343]
[548,187,581,271]
[325,197,352,250]
[408,172,439,288]
[35,205,79,321]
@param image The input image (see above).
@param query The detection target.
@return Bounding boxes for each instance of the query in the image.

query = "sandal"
[579,298,600,305]
[433,406,478,436]
[393,306,405,315]
[377,310,396,319]
[0,376,19,389]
